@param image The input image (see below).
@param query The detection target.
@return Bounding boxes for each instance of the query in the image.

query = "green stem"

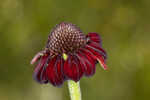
[68,80,82,100]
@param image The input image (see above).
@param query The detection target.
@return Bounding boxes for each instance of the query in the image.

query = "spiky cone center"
[46,22,88,56]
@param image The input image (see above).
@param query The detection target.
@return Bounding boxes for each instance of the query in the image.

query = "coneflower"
[31,22,107,86]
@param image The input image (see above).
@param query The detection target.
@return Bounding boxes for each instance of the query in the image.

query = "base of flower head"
[31,32,107,86]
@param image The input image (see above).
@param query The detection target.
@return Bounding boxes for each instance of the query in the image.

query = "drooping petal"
[63,55,83,82]
[31,52,41,65]
[31,51,47,64]
[87,33,102,44]
[73,55,84,79]
[76,50,97,77]
[85,33,108,70]
[85,45,107,70]
[46,56,65,86]
[33,55,49,84]
[55,56,65,84]
[87,42,107,60]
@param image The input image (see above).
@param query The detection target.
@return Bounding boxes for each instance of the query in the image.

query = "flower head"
[31,22,107,86]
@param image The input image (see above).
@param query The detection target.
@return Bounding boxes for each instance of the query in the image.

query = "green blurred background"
[0,0,150,100]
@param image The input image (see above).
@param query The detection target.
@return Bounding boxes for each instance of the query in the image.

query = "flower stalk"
[68,80,81,100]
[63,53,82,100]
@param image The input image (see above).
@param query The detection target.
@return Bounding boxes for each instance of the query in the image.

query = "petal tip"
[98,60,108,70]
[30,52,44,64]
[103,65,108,70]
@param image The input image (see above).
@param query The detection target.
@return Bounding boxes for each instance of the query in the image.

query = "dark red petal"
[31,52,41,64]
[31,50,48,64]
[55,56,65,84]
[64,55,83,82]
[87,33,102,44]
[85,33,108,70]
[81,49,97,76]
[76,50,96,76]
[46,56,65,86]
[87,42,107,60]
[73,55,84,79]
[33,55,49,84]
[85,45,107,70]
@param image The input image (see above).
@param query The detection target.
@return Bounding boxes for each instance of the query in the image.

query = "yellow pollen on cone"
[63,53,68,60]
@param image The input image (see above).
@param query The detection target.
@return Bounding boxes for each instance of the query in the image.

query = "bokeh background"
[0,0,150,100]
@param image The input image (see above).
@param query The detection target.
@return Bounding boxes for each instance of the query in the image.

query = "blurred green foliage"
[0,0,150,100]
